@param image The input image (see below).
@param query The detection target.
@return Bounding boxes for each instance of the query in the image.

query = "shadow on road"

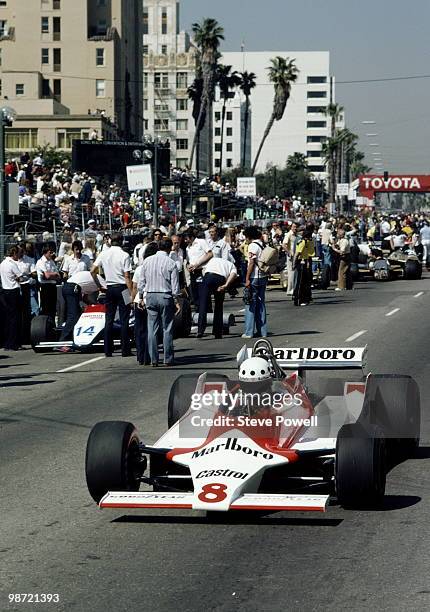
[112,514,343,527]
[411,446,430,459]
[1,380,55,388]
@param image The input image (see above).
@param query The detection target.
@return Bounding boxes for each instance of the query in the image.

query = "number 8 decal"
[198,483,228,503]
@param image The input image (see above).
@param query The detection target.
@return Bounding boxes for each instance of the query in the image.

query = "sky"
[181,0,430,174]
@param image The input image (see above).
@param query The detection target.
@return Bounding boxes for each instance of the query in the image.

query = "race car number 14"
[75,326,95,337]
[198,483,228,503]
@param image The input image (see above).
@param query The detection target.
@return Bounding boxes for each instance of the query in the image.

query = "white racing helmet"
[239,357,271,382]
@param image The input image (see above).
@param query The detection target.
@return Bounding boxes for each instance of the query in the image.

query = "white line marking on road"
[346,330,367,342]
[386,308,400,317]
[414,291,424,298]
[57,355,106,373]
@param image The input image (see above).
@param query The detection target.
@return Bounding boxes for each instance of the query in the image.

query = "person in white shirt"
[169,234,184,285]
[17,244,37,344]
[58,241,92,349]
[243,227,268,339]
[131,242,158,366]
[91,233,133,357]
[197,257,237,339]
[0,246,24,350]
[282,222,299,295]
[36,245,61,319]
[184,229,213,313]
[207,226,232,261]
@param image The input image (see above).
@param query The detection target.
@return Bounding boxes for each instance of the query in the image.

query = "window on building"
[97,19,107,35]
[226,111,233,121]
[155,72,169,89]
[96,79,105,97]
[155,118,169,131]
[5,128,38,149]
[0,79,2,96]
[143,72,149,87]
[176,98,188,111]
[226,127,233,136]
[53,0,61,9]
[143,118,149,131]
[176,158,188,169]
[307,135,326,143]
[307,76,327,84]
[53,48,61,72]
[307,151,321,157]
[41,17,49,33]
[308,165,326,172]
[307,121,327,128]
[143,99,148,111]
[53,16,61,40]
[96,48,105,66]
[307,91,327,98]
[176,72,188,89]
[143,45,148,55]
[161,8,167,35]
[161,45,167,55]
[307,106,326,114]
[0,1,7,6]
[40,0,49,6]
[0,20,8,37]
[226,159,233,168]
[215,143,221,152]
[42,78,50,98]
[41,48,49,65]
[176,138,188,150]
[176,119,188,131]
[143,9,149,35]
[57,129,82,149]
[53,78,61,101]
[15,83,24,95]
[214,127,221,137]
[215,112,221,122]
[214,158,221,168]
[226,142,233,152]
[97,0,106,6]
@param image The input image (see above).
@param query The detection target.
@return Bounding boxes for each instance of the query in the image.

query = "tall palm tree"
[251,57,299,176]
[324,103,344,201]
[216,64,240,175]
[188,18,224,172]
[187,76,205,174]
[238,71,256,171]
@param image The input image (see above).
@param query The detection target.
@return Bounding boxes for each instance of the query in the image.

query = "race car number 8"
[198,483,228,503]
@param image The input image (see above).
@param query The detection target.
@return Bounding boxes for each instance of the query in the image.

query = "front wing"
[99,491,329,512]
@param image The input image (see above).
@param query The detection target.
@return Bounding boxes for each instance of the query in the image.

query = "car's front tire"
[336,423,386,508]
[30,315,56,353]
[85,421,143,503]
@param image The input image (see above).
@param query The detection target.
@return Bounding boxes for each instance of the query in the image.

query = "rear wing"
[237,345,367,371]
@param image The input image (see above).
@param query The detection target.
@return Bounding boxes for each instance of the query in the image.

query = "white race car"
[30,296,192,353]
[85,340,420,513]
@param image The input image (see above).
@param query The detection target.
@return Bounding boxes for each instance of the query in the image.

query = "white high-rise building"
[218,51,343,178]
[143,0,209,172]
[213,90,251,172]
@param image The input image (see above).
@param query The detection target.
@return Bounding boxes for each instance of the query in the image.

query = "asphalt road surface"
[1,274,429,612]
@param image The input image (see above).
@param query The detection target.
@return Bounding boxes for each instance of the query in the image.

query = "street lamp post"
[0,106,17,259]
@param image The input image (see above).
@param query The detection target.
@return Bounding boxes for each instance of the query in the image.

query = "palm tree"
[324,103,344,201]
[188,18,224,172]
[187,76,205,175]
[251,57,299,176]
[216,64,240,175]
[238,71,256,171]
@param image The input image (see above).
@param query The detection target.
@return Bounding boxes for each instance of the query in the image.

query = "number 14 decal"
[75,325,95,337]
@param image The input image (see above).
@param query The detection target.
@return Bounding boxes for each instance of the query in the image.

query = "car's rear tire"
[85,421,143,503]
[320,265,331,289]
[168,373,230,428]
[362,374,420,458]
[173,296,192,339]
[404,259,422,280]
[30,315,56,353]
[336,423,386,508]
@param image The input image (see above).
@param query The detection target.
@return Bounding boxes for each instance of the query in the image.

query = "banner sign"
[126,164,153,191]
[359,175,430,199]
[237,177,257,198]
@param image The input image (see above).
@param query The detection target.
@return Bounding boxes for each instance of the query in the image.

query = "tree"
[324,103,344,201]
[216,64,240,176]
[237,71,257,171]
[251,57,299,176]
[187,76,205,174]
[188,18,224,172]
